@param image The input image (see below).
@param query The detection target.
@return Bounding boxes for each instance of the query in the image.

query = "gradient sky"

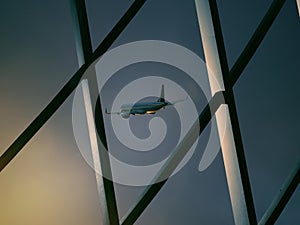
[0,0,299,225]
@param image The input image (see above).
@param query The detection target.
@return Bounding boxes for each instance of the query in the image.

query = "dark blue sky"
[0,0,299,224]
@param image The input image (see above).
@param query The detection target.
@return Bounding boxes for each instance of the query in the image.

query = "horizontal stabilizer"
[170,96,188,105]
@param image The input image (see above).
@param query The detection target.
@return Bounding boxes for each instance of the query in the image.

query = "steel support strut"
[259,160,300,225]
[196,0,257,224]
[70,0,119,224]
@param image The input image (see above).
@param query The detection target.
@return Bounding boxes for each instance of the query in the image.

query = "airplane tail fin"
[157,85,165,102]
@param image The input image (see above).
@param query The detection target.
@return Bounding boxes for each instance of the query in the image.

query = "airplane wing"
[169,96,188,105]
[105,108,121,115]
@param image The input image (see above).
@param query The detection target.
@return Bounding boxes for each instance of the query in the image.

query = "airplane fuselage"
[105,84,185,119]
[120,101,169,118]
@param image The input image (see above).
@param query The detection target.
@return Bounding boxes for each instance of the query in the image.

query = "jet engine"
[121,112,130,119]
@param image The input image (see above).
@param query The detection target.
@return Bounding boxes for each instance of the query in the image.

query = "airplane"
[105,85,187,119]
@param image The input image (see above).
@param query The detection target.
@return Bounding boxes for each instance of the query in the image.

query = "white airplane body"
[105,85,186,119]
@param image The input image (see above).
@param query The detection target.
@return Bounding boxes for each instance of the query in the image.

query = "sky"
[0,0,299,225]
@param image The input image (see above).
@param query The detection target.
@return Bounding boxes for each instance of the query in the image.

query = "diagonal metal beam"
[121,91,225,225]
[0,64,87,172]
[0,0,147,173]
[229,0,286,86]
[259,160,300,225]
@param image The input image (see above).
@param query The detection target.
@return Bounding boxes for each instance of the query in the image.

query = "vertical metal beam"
[69,0,93,65]
[85,70,120,225]
[259,160,300,225]
[80,80,110,225]
[195,0,257,224]
[70,1,119,224]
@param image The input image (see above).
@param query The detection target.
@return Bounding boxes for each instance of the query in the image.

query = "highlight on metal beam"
[79,80,111,225]
[196,0,258,224]
[69,0,119,224]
